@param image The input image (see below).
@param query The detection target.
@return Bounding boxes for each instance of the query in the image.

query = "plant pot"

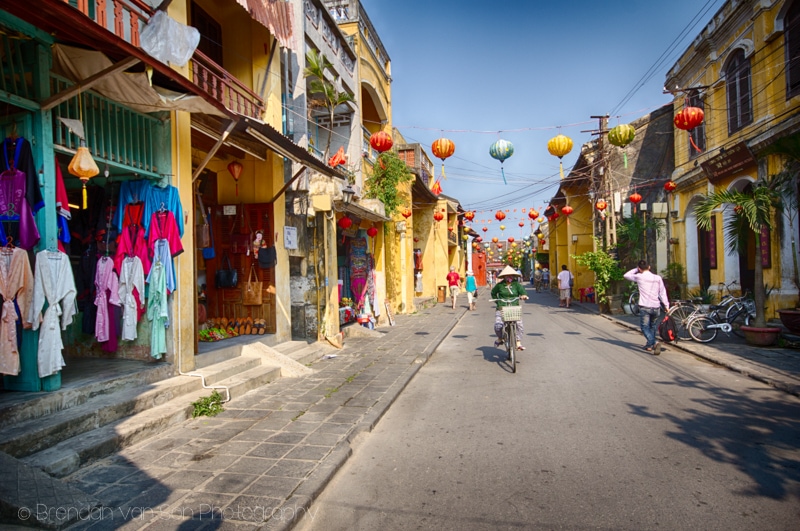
[740,325,782,347]
[777,309,800,334]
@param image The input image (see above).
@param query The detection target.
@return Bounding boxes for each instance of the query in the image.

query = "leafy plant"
[191,390,225,418]
[688,286,714,304]
[303,49,354,158]
[661,262,686,300]
[615,214,665,267]
[364,151,413,216]
[573,239,624,305]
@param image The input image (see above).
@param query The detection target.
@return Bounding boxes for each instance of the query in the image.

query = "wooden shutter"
[787,2,800,97]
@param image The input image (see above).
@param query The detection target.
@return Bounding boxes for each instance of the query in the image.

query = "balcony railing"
[362,127,376,162]
[65,0,152,47]
[190,50,265,120]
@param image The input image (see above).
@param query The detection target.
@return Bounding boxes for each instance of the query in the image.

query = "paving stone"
[265,432,306,445]
[283,445,330,461]
[224,456,278,475]
[265,459,317,479]
[246,443,294,459]
[183,452,240,471]
[199,473,259,495]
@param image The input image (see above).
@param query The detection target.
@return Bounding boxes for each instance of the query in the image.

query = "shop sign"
[760,225,771,268]
[700,142,755,183]
[223,205,237,216]
[284,226,298,250]
[708,215,717,269]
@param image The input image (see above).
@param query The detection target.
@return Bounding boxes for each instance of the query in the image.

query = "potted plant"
[688,286,714,312]
[573,239,624,314]
[661,262,686,302]
[694,175,783,346]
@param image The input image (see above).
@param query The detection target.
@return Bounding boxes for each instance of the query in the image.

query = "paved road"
[295,290,800,530]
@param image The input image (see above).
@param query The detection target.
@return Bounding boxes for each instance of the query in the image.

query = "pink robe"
[0,248,33,375]
[147,211,184,257]
[94,257,120,343]
[115,224,151,277]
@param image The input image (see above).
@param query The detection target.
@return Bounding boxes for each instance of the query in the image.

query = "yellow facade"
[667,0,800,317]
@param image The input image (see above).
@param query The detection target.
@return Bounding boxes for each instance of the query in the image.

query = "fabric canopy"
[235,0,295,50]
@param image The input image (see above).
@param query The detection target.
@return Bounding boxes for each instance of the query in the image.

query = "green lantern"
[608,124,635,168]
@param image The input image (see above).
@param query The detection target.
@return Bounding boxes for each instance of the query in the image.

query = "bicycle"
[628,289,640,316]
[490,297,522,373]
[687,300,754,342]
[667,299,705,341]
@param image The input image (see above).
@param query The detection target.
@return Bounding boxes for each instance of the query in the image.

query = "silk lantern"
[68,142,100,209]
[595,199,607,211]
[492,237,498,243]
[608,124,635,168]
[547,134,573,179]
[227,160,243,196]
[464,211,475,222]
[528,209,539,220]
[664,181,677,193]
[482,226,488,232]
[489,139,514,184]
[674,106,705,153]
[518,222,525,228]
[508,237,515,243]
[561,205,574,226]
[369,131,393,153]
[337,216,353,230]
[401,208,412,219]
[431,137,455,180]
[499,225,505,231]
[433,211,444,222]
[629,192,643,214]
[495,211,506,222]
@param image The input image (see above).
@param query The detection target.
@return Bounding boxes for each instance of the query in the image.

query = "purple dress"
[0,167,40,250]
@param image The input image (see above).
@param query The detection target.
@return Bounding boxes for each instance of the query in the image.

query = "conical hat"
[497,265,519,278]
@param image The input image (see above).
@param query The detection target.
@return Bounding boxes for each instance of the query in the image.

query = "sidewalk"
[43,303,467,531]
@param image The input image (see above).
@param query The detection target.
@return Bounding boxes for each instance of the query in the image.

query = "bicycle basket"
[500,306,522,322]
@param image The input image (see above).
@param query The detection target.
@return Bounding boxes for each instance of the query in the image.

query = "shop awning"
[234,0,295,50]
[335,201,390,223]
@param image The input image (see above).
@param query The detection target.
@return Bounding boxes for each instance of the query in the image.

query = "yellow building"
[666,0,800,315]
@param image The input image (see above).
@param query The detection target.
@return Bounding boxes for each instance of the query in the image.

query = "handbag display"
[196,187,215,260]
[214,253,238,288]
[243,265,263,305]
[202,212,216,261]
[229,205,251,254]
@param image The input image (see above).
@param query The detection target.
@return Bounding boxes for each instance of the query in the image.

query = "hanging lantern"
[68,142,100,209]
[522,209,527,213]
[497,243,503,249]
[462,234,469,241]
[431,179,442,196]
[448,227,454,232]
[508,237,515,243]
[674,106,705,153]
[528,209,539,220]
[464,211,475,221]
[495,211,506,222]
[499,225,505,231]
[367,227,378,238]
[518,221,525,228]
[433,211,444,222]
[227,160,243,196]
[664,181,677,193]
[629,192,643,204]
[492,237,498,243]
[608,124,636,169]
[561,205,574,226]
[337,216,353,230]
[547,134,573,179]
[489,139,514,184]
[511,242,517,248]
[482,226,488,232]
[537,217,544,223]
[431,137,455,180]
[369,131,393,153]
[595,199,608,211]
[475,236,483,243]
[328,146,347,168]
[472,242,478,249]
[401,208,412,219]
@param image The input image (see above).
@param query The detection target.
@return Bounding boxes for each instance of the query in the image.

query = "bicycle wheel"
[629,292,640,315]
[688,316,718,343]
[507,324,516,373]
[669,304,696,341]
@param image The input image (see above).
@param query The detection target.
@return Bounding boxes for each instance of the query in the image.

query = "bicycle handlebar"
[489,297,522,302]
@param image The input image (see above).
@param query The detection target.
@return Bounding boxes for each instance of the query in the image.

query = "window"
[725,49,752,133]
[191,2,223,67]
[688,92,705,158]
[787,1,800,98]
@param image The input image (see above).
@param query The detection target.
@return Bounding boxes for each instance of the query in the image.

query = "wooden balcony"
[64,0,151,47]
[189,51,265,120]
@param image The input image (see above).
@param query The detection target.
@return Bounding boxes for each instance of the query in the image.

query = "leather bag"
[243,265,263,306]
[214,253,238,288]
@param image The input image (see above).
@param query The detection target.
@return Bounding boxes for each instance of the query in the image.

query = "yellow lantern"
[547,134,573,179]
[68,142,100,209]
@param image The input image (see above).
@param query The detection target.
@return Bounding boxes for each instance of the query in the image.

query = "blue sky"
[359,0,724,238]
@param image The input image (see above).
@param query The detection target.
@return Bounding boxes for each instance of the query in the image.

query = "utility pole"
[582,115,611,250]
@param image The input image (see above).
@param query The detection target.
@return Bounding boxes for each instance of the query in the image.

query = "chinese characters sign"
[700,142,755,183]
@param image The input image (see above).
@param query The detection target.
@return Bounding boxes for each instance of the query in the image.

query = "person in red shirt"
[446,266,462,309]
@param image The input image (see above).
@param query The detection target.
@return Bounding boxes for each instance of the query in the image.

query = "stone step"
[189,355,263,386]
[20,363,283,478]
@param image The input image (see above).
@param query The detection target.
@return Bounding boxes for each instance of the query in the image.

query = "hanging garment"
[55,163,71,221]
[148,210,184,257]
[77,246,98,335]
[94,257,120,343]
[118,256,144,341]
[147,239,176,293]
[0,248,33,375]
[147,184,184,237]
[28,250,77,378]
[146,260,168,359]
[112,180,150,233]
[1,137,44,213]
[0,166,40,250]
[114,223,151,277]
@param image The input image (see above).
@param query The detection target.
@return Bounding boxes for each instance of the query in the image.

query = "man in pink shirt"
[624,260,670,355]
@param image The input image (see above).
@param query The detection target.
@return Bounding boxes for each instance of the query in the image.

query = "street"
[296,289,800,530]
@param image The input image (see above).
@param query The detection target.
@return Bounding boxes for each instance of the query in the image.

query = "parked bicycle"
[687,299,754,343]
[628,289,640,316]
[490,297,522,373]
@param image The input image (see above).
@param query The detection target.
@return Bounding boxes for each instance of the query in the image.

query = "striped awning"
[235,0,295,50]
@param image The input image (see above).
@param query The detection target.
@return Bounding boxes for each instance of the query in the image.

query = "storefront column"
[173,112,195,373]
[323,211,341,341]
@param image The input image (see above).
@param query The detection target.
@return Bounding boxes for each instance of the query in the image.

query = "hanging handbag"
[195,188,211,248]
[214,253,238,288]
[242,265,263,305]
[202,212,216,260]
[229,205,250,254]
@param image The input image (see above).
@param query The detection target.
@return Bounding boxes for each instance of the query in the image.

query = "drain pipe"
[177,118,231,403]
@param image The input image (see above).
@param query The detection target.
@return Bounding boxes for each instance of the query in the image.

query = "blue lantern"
[490,139,514,184]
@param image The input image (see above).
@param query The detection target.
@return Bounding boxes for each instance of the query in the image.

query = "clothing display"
[94,257,120,343]
[118,256,145,341]
[1,137,44,214]
[0,247,33,375]
[0,159,40,249]
[147,260,169,359]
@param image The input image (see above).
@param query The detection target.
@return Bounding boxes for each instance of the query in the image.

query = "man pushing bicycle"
[490,265,529,351]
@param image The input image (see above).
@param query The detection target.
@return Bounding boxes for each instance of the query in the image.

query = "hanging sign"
[760,225,771,268]
[707,215,717,269]
[284,226,298,250]
[700,142,755,183]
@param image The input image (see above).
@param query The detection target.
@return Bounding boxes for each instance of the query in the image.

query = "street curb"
[598,313,800,398]
[276,305,467,530]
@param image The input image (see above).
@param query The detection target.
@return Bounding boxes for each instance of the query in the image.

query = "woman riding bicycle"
[491,265,529,350]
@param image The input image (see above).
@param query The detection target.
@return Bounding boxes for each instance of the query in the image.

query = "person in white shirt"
[556,265,573,308]
[623,259,670,355]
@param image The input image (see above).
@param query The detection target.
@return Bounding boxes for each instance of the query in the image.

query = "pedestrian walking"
[623,260,670,355]
[465,271,478,310]
[446,266,461,309]
[533,268,543,292]
[542,268,550,291]
[557,265,574,308]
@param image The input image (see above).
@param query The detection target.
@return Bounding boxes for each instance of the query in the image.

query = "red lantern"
[401,208,412,219]
[595,199,607,211]
[664,181,677,193]
[492,237,499,243]
[367,227,378,238]
[674,107,704,131]
[464,211,475,221]
[370,131,393,153]
[497,243,503,249]
[475,236,483,243]
[561,205,574,216]
[528,210,537,220]
[518,221,525,228]
[337,216,353,230]
[629,192,642,204]
[227,160,243,196]
[495,211,506,222]
[482,226,488,232]
[508,237,515,243]
[433,211,444,222]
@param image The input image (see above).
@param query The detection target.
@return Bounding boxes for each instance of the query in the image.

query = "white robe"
[0,248,33,375]
[118,256,144,341]
[28,250,77,377]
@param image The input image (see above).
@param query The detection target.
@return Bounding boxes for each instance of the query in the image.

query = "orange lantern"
[401,208,412,219]
[629,192,643,204]
[595,199,607,211]
[495,211,506,222]
[492,237,499,243]
[370,131,393,153]
[433,211,444,222]
[227,160,243,196]
[464,211,475,221]
[431,137,455,180]
[664,181,677,193]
